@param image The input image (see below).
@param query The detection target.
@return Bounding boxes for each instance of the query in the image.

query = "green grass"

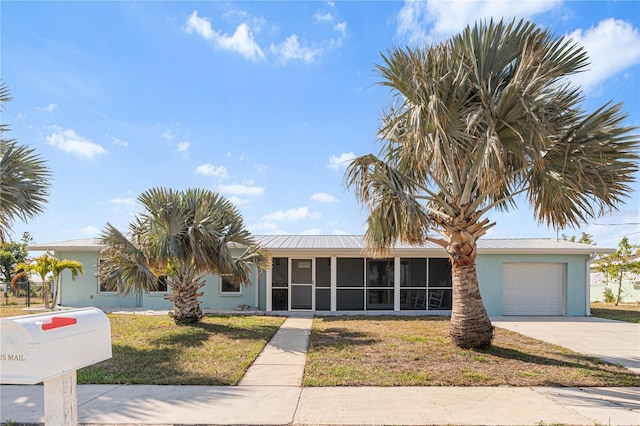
[77,314,284,385]
[590,302,640,323]
[303,316,640,387]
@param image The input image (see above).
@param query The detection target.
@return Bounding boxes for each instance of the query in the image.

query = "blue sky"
[2,0,639,248]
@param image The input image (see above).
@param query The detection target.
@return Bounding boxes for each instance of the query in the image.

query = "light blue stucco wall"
[56,251,137,308]
[476,253,589,316]
[54,249,260,311]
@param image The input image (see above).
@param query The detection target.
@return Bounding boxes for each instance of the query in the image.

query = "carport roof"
[29,235,613,255]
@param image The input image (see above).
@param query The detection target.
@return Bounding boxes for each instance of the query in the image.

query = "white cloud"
[567,19,640,91]
[80,226,100,236]
[396,0,561,44]
[228,196,250,205]
[218,182,265,195]
[196,164,228,179]
[248,221,287,235]
[109,197,137,207]
[176,141,190,152]
[300,228,323,235]
[262,206,321,222]
[161,130,175,140]
[328,151,356,170]
[314,11,333,22]
[36,103,57,112]
[185,10,265,61]
[46,127,107,159]
[106,134,128,148]
[270,34,323,64]
[331,229,348,235]
[254,163,268,173]
[334,21,347,37]
[311,192,339,203]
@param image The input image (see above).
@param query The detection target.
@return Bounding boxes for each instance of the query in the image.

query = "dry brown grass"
[0,304,47,318]
[304,316,640,387]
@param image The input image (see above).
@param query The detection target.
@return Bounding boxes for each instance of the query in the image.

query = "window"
[150,275,168,293]
[271,257,288,310]
[315,257,331,311]
[335,258,395,311]
[336,258,364,310]
[220,274,240,294]
[427,258,453,310]
[400,258,427,310]
[97,259,116,293]
[366,259,394,310]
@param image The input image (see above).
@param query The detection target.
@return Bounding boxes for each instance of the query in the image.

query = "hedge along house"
[30,235,612,317]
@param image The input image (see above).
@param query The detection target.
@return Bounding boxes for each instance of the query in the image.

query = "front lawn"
[77,314,284,385]
[590,302,640,323]
[304,316,640,387]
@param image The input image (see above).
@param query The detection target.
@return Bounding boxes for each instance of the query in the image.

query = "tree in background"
[0,232,32,285]
[97,187,270,324]
[0,83,52,244]
[561,232,595,245]
[345,19,639,349]
[595,237,640,305]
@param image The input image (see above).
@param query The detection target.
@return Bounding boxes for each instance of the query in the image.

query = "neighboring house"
[30,236,613,317]
[590,260,640,303]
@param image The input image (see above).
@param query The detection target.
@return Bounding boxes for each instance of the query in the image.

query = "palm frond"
[528,102,639,229]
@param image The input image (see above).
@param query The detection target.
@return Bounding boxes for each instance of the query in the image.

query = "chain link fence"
[1,281,52,307]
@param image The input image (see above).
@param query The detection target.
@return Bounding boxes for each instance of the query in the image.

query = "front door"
[290,258,313,310]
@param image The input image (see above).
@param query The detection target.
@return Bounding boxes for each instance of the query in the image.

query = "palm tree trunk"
[167,276,205,324]
[446,229,493,349]
[43,282,51,309]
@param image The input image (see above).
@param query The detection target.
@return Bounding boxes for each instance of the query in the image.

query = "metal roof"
[30,235,613,255]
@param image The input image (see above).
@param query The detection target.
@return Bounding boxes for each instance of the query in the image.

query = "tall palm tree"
[0,83,52,243]
[97,187,270,324]
[345,19,639,349]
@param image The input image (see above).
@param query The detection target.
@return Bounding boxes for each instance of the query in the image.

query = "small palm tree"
[0,83,52,243]
[50,258,85,308]
[346,19,639,348]
[97,187,270,324]
[13,252,83,309]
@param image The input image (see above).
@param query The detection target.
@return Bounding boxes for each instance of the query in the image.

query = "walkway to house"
[1,316,639,425]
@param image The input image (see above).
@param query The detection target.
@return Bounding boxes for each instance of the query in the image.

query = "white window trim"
[219,274,242,296]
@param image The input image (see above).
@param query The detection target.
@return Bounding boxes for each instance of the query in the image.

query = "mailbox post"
[1,308,112,425]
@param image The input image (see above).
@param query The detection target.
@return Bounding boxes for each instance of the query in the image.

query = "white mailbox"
[1,307,112,385]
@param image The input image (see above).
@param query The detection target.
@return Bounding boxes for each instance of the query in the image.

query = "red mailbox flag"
[41,317,77,330]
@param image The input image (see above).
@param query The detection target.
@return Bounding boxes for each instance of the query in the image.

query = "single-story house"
[30,235,613,316]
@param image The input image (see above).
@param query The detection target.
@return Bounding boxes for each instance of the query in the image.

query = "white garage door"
[503,263,564,315]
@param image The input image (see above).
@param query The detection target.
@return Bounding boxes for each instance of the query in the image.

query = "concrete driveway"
[491,316,640,373]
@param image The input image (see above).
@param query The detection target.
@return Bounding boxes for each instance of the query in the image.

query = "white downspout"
[586,253,597,316]
[266,267,272,311]
[254,266,259,310]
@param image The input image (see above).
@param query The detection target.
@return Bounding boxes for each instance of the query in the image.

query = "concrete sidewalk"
[1,316,639,425]
[2,384,639,425]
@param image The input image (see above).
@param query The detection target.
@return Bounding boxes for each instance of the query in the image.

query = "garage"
[503,263,564,315]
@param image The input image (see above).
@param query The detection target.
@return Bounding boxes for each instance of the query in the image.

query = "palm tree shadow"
[79,344,236,385]
[482,345,640,384]
[150,319,281,348]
